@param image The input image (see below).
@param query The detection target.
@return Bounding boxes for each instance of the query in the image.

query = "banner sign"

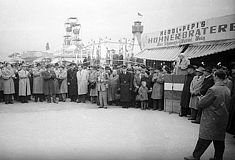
[142,14,235,49]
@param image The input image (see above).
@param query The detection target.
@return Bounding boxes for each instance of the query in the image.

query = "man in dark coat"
[42,64,57,103]
[179,65,195,117]
[227,64,235,136]
[67,63,78,102]
[192,67,214,123]
[118,65,133,108]
[184,70,231,160]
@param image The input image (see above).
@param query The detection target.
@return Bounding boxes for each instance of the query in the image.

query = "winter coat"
[198,82,231,141]
[67,68,78,96]
[118,72,133,102]
[1,67,15,94]
[42,70,56,95]
[107,74,119,101]
[174,57,190,75]
[227,76,235,135]
[138,86,148,101]
[133,73,143,89]
[199,75,214,96]
[97,71,108,92]
[189,75,204,110]
[77,69,89,95]
[88,70,98,97]
[18,69,31,96]
[33,68,44,94]
[54,68,60,94]
[0,69,4,91]
[58,69,68,94]
[180,73,194,108]
[151,72,164,100]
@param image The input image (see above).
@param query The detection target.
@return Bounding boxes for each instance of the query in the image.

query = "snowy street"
[0,102,234,160]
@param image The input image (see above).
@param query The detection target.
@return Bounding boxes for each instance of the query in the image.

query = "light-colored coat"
[151,72,164,99]
[2,67,15,94]
[175,57,190,75]
[18,69,31,96]
[97,71,109,92]
[58,69,68,94]
[88,70,98,97]
[198,82,231,141]
[107,74,119,101]
[33,68,44,94]
[189,75,204,110]
[77,69,89,95]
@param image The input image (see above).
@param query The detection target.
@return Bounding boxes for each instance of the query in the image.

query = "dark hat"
[55,63,59,66]
[36,63,41,67]
[45,64,51,68]
[187,64,195,69]
[204,66,212,73]
[196,66,205,73]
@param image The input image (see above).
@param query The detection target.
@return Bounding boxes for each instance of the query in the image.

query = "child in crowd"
[138,81,149,110]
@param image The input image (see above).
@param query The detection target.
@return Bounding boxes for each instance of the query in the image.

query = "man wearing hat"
[42,64,57,103]
[0,62,4,102]
[118,65,133,108]
[2,62,15,104]
[188,66,205,121]
[192,66,214,124]
[18,64,31,103]
[57,65,68,102]
[67,63,78,102]
[33,63,44,102]
[179,64,196,117]
[174,53,190,75]
[227,62,235,136]
[185,70,231,160]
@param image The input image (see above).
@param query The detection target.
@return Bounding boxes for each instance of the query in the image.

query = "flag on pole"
[138,12,143,16]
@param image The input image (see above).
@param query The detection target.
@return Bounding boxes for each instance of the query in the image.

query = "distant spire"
[46,42,50,51]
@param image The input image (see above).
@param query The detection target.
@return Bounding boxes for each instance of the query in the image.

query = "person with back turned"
[184,70,231,160]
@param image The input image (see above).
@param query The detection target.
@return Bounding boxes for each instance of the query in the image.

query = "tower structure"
[131,21,143,57]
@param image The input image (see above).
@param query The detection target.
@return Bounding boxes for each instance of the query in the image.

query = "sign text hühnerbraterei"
[142,14,235,49]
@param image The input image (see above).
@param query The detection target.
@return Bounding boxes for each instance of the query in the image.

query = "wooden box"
[164,99,181,113]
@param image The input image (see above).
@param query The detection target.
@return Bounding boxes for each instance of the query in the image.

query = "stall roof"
[135,46,184,61]
[185,40,235,59]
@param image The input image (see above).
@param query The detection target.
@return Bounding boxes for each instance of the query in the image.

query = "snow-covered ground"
[0,102,234,160]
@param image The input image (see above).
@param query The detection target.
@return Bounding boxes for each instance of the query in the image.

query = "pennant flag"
[138,12,143,16]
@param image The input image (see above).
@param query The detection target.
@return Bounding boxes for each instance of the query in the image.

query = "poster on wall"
[142,14,235,49]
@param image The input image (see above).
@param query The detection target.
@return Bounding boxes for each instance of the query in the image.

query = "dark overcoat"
[119,72,133,102]
[198,82,231,141]
[227,77,235,135]
[42,70,56,95]
[67,68,78,97]
[180,73,194,108]
[199,75,214,96]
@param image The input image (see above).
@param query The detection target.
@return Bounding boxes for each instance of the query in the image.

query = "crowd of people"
[0,54,235,160]
[0,56,234,134]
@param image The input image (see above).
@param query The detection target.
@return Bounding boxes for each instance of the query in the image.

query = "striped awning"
[185,40,235,59]
[135,46,184,61]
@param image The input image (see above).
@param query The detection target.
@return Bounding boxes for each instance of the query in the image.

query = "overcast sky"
[0,0,234,57]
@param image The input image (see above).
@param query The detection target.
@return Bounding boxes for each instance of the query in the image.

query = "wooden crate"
[164,99,181,113]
